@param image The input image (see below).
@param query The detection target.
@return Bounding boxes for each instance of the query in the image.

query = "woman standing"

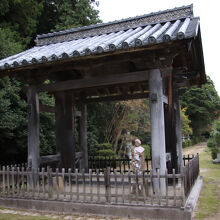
[131,139,145,194]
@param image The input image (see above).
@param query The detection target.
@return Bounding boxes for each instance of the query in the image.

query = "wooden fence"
[182,154,199,197]
[0,155,199,208]
[2,155,194,174]
[88,155,194,173]
[88,156,152,173]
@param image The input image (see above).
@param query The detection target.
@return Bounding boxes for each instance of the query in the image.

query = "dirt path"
[183,142,207,155]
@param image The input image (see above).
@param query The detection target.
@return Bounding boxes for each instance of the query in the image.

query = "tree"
[0,77,27,164]
[181,107,192,137]
[0,0,43,47]
[180,76,220,140]
[37,0,101,34]
[0,0,102,163]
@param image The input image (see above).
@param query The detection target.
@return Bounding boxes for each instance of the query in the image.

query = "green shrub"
[207,139,215,148]
[183,139,193,148]
[207,120,220,159]
[142,144,151,158]
[96,143,117,158]
[98,149,116,157]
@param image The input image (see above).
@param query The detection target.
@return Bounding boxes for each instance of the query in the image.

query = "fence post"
[48,167,53,199]
[104,167,110,203]
[181,166,186,207]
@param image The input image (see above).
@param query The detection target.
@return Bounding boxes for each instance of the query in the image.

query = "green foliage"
[54,0,101,31]
[182,139,193,148]
[181,107,192,137]
[142,144,151,158]
[37,0,101,34]
[0,28,24,59]
[95,143,117,157]
[207,120,220,159]
[0,0,101,164]
[0,77,27,164]
[0,0,43,47]
[87,102,115,155]
[180,77,220,139]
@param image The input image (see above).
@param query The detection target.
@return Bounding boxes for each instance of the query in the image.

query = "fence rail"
[0,154,199,208]
[88,156,152,173]
[182,154,199,196]
[2,155,194,174]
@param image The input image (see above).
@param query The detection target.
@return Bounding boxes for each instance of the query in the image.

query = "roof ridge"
[36,4,193,41]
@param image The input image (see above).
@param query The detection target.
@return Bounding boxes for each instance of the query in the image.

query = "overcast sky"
[97,0,220,95]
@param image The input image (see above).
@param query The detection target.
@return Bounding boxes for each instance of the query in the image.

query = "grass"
[0,213,55,220]
[195,146,220,219]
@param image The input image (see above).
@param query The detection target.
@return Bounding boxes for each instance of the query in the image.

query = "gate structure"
[0,4,205,219]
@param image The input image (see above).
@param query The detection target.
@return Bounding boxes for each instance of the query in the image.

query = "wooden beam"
[175,91,183,173]
[40,153,61,165]
[165,72,178,172]
[149,69,166,196]
[55,91,75,170]
[36,70,150,93]
[79,101,88,172]
[82,92,149,103]
[39,104,81,117]
[27,86,40,187]
[39,104,55,113]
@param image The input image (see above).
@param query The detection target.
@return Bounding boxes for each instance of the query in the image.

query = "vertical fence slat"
[142,171,146,204]
[21,167,25,197]
[76,169,79,201]
[62,168,66,198]
[128,170,131,204]
[165,169,168,206]
[48,167,53,199]
[42,167,45,199]
[173,169,176,206]
[56,168,59,200]
[7,166,10,195]
[96,169,100,203]
[150,170,153,205]
[82,169,86,202]
[135,172,139,204]
[104,167,110,203]
[32,168,35,198]
[17,167,20,196]
[11,167,15,197]
[181,166,185,207]
[157,169,161,205]
[2,166,5,195]
[89,169,93,202]
[122,171,125,204]
[114,169,118,204]
[37,168,40,198]
[68,168,72,201]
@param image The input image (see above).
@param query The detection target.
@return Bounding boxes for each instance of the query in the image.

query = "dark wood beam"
[36,70,150,93]
[27,86,40,187]
[40,153,60,165]
[83,92,149,103]
[39,104,81,117]
[55,91,75,170]
[79,101,88,172]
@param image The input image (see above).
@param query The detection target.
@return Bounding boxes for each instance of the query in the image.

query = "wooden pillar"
[165,73,178,173]
[79,102,88,172]
[55,91,75,170]
[149,69,167,195]
[175,91,183,173]
[27,86,40,186]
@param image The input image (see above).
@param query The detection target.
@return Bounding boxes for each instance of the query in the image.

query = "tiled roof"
[0,4,200,71]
